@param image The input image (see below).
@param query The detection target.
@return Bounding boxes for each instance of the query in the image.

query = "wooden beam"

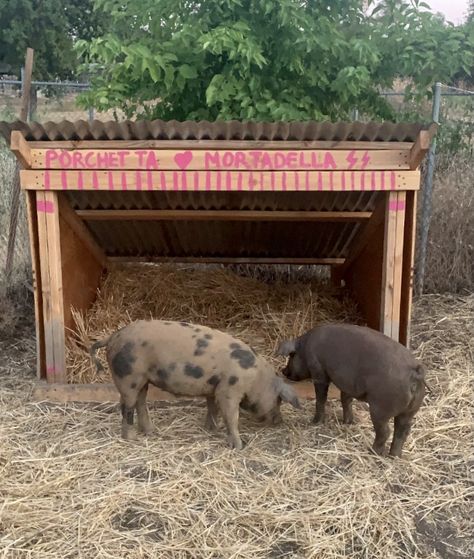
[399,191,417,347]
[25,190,45,378]
[36,190,66,382]
[336,196,386,275]
[26,140,416,151]
[31,381,339,403]
[20,169,421,192]
[380,191,406,341]
[11,131,32,168]
[409,130,431,169]
[32,148,410,171]
[76,209,372,222]
[19,48,34,121]
[58,195,107,268]
[108,257,346,265]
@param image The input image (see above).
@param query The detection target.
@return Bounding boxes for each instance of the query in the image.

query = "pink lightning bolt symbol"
[346,150,357,169]
[361,150,370,169]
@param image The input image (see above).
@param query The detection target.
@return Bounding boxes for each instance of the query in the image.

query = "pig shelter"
[1,120,435,402]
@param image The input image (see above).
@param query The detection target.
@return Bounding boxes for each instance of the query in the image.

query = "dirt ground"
[0,294,472,559]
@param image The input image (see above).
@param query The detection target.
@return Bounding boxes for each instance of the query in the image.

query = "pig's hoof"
[312,416,324,425]
[228,437,243,450]
[139,425,154,436]
[343,418,355,425]
[204,421,218,433]
[122,430,138,442]
[371,445,387,457]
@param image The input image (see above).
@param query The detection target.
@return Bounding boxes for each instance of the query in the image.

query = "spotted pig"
[90,320,300,449]
[277,324,427,458]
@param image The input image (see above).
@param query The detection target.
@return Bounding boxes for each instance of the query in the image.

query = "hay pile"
[67,264,360,384]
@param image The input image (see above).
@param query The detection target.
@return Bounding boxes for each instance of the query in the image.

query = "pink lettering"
[146,151,159,170]
[287,152,297,169]
[222,152,233,167]
[274,152,286,170]
[299,152,311,169]
[261,152,272,169]
[45,150,58,167]
[234,152,249,170]
[85,152,97,168]
[310,153,323,169]
[108,153,118,168]
[249,151,262,168]
[118,151,130,167]
[324,153,337,170]
[361,151,370,169]
[59,151,72,168]
[205,151,221,169]
[135,150,148,167]
[97,152,110,167]
[72,152,84,168]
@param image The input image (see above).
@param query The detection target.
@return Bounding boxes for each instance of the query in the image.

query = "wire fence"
[0,79,473,297]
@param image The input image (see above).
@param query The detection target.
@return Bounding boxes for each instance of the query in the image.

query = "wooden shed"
[1,120,435,401]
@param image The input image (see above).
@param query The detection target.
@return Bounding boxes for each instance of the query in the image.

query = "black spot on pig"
[112,342,136,378]
[228,376,238,385]
[163,321,171,325]
[184,363,204,378]
[208,375,220,386]
[141,341,148,347]
[180,322,191,327]
[148,364,157,373]
[230,348,256,369]
[230,342,241,350]
[194,338,209,356]
[130,382,137,389]
[194,328,201,333]
[168,363,176,372]
[204,334,212,340]
[157,369,168,381]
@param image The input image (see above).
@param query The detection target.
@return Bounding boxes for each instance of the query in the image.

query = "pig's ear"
[276,339,296,357]
[278,379,301,409]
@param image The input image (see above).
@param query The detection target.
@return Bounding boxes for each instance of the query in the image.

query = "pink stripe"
[305,171,309,191]
[389,200,406,211]
[226,172,231,191]
[237,173,243,191]
[295,172,299,191]
[78,171,84,190]
[121,172,127,191]
[182,171,187,191]
[46,365,57,375]
[206,171,211,191]
[391,171,396,190]
[351,172,355,191]
[360,173,365,191]
[342,172,346,191]
[371,171,376,191]
[37,200,55,213]
[282,172,287,191]
[260,172,264,191]
[136,172,142,191]
[329,173,334,191]
[173,171,178,191]
[159,172,165,190]
[108,172,114,191]
[194,172,199,191]
[92,172,99,190]
[271,172,275,191]
[216,172,221,191]
[318,172,323,191]
[60,170,67,190]
[44,171,51,190]
[248,172,254,191]
[381,172,385,191]
[148,171,154,191]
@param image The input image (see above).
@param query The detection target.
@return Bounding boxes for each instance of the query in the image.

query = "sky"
[424,0,469,24]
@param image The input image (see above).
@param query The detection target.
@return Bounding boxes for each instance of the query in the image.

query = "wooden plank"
[31,381,339,403]
[58,195,107,267]
[380,191,406,341]
[409,130,431,169]
[20,169,421,192]
[59,203,105,332]
[336,196,386,275]
[36,191,66,382]
[25,191,45,378]
[77,209,372,222]
[26,140,416,151]
[399,191,417,347]
[32,148,410,171]
[19,48,34,121]
[11,131,32,168]
[108,256,346,265]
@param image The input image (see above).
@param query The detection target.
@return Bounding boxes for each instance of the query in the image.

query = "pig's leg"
[204,396,219,432]
[369,406,391,456]
[120,391,138,441]
[312,382,329,424]
[136,383,154,435]
[215,389,242,450]
[389,412,414,458]
[341,392,354,424]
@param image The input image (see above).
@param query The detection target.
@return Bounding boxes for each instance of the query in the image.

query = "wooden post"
[36,190,66,382]
[380,191,406,341]
[399,191,417,347]
[20,48,34,121]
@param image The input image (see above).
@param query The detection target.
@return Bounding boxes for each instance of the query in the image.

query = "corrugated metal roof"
[65,191,379,260]
[0,119,434,143]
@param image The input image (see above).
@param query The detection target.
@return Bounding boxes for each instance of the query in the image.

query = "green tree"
[0,0,107,79]
[77,0,474,120]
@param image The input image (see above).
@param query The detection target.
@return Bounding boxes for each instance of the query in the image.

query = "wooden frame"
[10,129,432,401]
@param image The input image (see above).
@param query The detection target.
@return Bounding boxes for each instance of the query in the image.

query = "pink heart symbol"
[174,151,193,170]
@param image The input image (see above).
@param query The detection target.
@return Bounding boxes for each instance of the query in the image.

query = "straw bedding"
[0,267,472,558]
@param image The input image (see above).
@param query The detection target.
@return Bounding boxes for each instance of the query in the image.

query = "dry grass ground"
[0,279,472,558]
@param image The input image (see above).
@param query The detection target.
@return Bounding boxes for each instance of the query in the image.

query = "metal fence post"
[417,81,442,295]
[88,107,95,122]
